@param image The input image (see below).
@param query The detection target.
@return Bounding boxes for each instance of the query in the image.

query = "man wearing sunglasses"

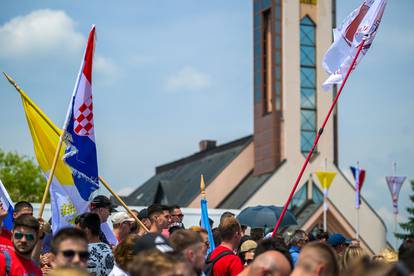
[0,214,42,275]
[51,227,89,270]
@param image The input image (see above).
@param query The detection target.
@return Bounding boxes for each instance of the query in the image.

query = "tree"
[0,148,47,202]
[395,180,414,240]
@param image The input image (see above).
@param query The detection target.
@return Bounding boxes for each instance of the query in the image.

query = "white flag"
[322,0,387,90]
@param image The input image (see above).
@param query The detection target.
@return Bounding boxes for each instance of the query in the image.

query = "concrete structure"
[124,0,388,254]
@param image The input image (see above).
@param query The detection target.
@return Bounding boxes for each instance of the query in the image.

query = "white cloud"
[166,66,210,92]
[94,55,120,83]
[117,186,134,196]
[0,9,84,59]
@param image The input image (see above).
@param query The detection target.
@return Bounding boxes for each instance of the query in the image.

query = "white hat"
[111,212,135,225]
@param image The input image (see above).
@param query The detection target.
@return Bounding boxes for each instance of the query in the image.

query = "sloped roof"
[123,135,253,206]
[218,160,286,209]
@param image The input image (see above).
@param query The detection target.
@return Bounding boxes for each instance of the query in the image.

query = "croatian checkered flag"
[385,176,406,214]
[63,25,99,200]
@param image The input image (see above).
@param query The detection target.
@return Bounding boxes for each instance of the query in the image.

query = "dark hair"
[148,204,163,220]
[168,205,180,213]
[212,227,221,247]
[51,227,87,254]
[76,212,101,236]
[398,240,414,273]
[289,229,309,247]
[169,229,202,252]
[114,234,140,271]
[398,235,414,259]
[14,201,33,213]
[250,228,264,242]
[218,217,240,241]
[13,214,39,232]
[161,205,170,212]
[255,238,292,269]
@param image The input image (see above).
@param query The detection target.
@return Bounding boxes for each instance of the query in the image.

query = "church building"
[123,0,387,254]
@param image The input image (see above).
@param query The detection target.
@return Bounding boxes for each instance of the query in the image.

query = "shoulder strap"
[207,250,234,264]
[1,250,11,276]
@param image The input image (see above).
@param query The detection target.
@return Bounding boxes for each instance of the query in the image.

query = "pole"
[38,135,65,218]
[99,177,149,233]
[323,188,327,232]
[393,161,397,249]
[356,161,360,241]
[4,72,149,232]
[271,41,365,236]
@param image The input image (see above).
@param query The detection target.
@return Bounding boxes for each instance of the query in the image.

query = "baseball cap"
[90,195,117,212]
[133,233,174,254]
[111,212,135,225]
[240,240,258,253]
[328,233,352,247]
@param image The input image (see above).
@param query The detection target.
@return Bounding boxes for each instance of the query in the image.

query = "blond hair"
[342,245,367,270]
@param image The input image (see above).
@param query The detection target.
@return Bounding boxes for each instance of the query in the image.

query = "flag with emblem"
[385,176,406,214]
[62,25,99,199]
[322,0,387,90]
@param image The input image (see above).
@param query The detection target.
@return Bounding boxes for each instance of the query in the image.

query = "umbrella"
[236,205,297,230]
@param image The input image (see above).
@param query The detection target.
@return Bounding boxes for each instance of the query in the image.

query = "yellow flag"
[316,171,336,190]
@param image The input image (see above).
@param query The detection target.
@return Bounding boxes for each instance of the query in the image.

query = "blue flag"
[0,179,14,230]
[201,198,215,254]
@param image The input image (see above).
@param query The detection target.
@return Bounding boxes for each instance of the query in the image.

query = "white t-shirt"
[109,263,129,276]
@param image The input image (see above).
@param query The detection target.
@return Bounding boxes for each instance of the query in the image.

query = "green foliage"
[0,148,47,203]
[395,180,414,240]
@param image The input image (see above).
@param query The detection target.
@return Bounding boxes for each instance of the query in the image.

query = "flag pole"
[98,177,149,233]
[356,161,360,241]
[323,158,328,232]
[393,161,397,249]
[3,72,149,231]
[2,72,64,218]
[271,41,365,237]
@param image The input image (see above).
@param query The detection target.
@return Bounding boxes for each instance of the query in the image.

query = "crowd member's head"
[212,227,221,247]
[189,226,209,248]
[238,239,257,265]
[241,250,292,276]
[90,195,116,223]
[169,229,207,275]
[396,242,414,275]
[169,205,184,223]
[13,201,33,219]
[316,230,330,242]
[254,237,292,268]
[113,234,140,272]
[199,217,214,229]
[51,227,88,269]
[340,255,392,276]
[129,209,140,234]
[75,212,101,243]
[148,204,169,233]
[251,228,264,242]
[12,214,40,258]
[218,216,242,250]
[291,241,339,276]
[134,208,151,236]
[220,211,235,225]
[289,229,309,249]
[47,267,90,276]
[127,249,180,276]
[111,212,134,242]
[398,235,414,260]
[327,233,350,257]
[341,244,367,271]
[375,248,398,264]
[161,205,172,226]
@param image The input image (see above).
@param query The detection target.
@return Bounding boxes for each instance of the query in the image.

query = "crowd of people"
[0,196,413,276]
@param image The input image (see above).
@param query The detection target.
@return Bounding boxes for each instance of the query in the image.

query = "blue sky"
[1,1,413,246]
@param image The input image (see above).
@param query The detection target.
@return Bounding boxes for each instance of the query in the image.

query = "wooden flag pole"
[200,174,206,200]
[4,73,149,232]
[98,177,149,233]
[271,41,366,237]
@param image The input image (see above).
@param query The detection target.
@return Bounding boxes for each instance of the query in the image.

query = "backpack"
[1,250,11,276]
[204,250,234,276]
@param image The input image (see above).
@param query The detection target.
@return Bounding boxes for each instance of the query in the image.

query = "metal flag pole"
[393,161,398,249]
[271,41,366,237]
[356,161,360,241]
[323,158,328,232]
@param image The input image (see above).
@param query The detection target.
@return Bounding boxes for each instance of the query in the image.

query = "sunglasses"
[172,214,184,218]
[62,249,90,261]
[14,232,35,241]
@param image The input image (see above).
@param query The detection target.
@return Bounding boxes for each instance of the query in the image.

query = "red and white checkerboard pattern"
[73,95,94,136]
